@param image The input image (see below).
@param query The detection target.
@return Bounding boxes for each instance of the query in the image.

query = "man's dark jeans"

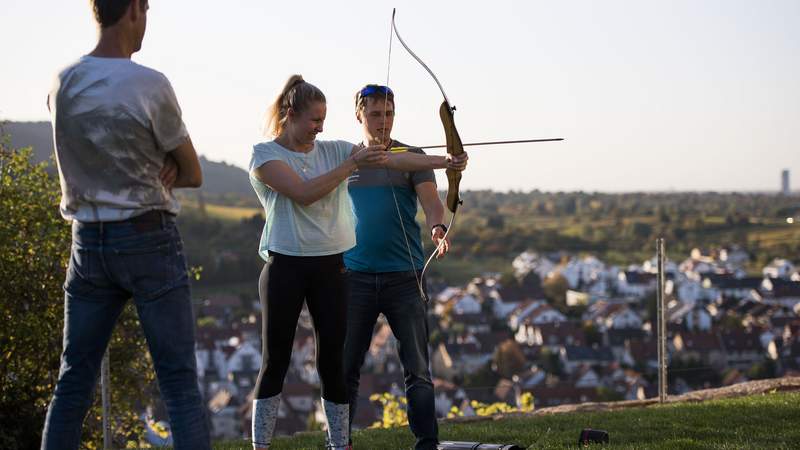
[41,212,210,450]
[344,270,438,450]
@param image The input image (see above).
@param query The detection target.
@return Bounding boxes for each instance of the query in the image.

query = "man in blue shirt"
[344,85,461,450]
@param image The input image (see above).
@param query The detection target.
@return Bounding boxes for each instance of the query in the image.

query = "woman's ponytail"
[264,74,326,137]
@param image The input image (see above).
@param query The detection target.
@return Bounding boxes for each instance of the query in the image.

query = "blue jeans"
[344,270,438,450]
[41,212,210,450]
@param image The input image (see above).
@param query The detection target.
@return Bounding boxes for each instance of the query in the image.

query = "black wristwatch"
[431,223,448,235]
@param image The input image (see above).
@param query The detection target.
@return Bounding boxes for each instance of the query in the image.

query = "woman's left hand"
[351,144,389,169]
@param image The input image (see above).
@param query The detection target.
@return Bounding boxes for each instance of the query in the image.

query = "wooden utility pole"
[101,349,111,449]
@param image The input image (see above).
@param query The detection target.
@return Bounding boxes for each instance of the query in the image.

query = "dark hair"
[91,0,147,28]
[265,74,326,137]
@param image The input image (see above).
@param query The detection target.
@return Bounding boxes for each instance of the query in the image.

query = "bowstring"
[383,12,428,304]
[390,10,461,291]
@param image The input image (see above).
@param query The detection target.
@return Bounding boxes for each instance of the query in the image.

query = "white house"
[436,287,462,303]
[719,246,750,269]
[572,365,601,388]
[528,304,568,325]
[453,294,482,315]
[513,303,569,344]
[605,308,643,330]
[587,279,610,297]
[677,279,718,305]
[512,251,556,280]
[508,300,547,330]
[560,256,606,289]
[196,347,229,383]
[616,271,656,298]
[226,340,262,391]
[679,251,718,276]
[584,301,642,331]
[227,340,261,374]
[669,302,713,331]
[492,298,520,319]
[763,259,796,279]
[642,257,678,275]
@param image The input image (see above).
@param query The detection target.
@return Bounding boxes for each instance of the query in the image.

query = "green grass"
[426,256,512,284]
[202,203,262,221]
[213,391,800,449]
[181,200,263,221]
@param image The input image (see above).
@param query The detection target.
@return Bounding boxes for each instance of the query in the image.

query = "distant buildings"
[188,245,800,441]
[782,169,790,196]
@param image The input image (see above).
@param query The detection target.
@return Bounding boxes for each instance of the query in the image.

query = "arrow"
[389,138,564,152]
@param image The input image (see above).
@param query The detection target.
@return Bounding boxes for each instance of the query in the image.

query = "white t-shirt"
[48,56,188,222]
[248,140,356,259]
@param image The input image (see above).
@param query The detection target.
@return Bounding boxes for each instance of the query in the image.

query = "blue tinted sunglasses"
[359,85,393,97]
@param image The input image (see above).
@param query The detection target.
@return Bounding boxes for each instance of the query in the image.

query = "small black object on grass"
[578,428,609,446]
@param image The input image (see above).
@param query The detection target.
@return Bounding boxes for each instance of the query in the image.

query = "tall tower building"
[782,169,790,196]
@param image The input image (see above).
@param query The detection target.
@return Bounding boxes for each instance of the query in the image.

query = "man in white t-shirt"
[41,1,210,449]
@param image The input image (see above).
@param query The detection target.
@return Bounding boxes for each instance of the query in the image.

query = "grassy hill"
[215,387,800,449]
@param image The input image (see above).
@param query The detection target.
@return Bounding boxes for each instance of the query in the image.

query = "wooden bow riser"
[439,101,464,214]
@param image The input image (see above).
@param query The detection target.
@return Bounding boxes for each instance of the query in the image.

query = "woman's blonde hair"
[264,74,326,137]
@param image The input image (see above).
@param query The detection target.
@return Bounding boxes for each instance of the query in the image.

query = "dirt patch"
[447,376,800,424]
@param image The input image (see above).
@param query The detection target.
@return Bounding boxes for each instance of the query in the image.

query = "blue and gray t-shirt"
[344,141,435,273]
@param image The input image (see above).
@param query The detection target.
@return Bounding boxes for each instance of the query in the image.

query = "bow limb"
[391,9,453,106]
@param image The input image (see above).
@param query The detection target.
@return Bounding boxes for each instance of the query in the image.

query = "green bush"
[0,137,154,449]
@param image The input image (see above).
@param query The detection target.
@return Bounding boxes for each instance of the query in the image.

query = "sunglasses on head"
[359,85,393,97]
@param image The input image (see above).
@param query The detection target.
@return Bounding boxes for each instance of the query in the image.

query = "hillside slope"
[3,121,253,195]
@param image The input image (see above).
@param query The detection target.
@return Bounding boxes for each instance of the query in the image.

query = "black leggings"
[254,252,348,403]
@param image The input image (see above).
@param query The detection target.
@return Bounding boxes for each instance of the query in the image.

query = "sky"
[1,0,799,192]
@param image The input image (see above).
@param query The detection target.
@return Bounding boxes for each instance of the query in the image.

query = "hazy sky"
[1,0,798,192]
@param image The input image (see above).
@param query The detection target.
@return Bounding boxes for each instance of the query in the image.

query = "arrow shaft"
[389,138,563,152]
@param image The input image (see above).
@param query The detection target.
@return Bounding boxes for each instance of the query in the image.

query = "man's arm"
[386,151,468,172]
[416,181,450,259]
[387,152,447,171]
[166,137,202,188]
[416,181,445,229]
